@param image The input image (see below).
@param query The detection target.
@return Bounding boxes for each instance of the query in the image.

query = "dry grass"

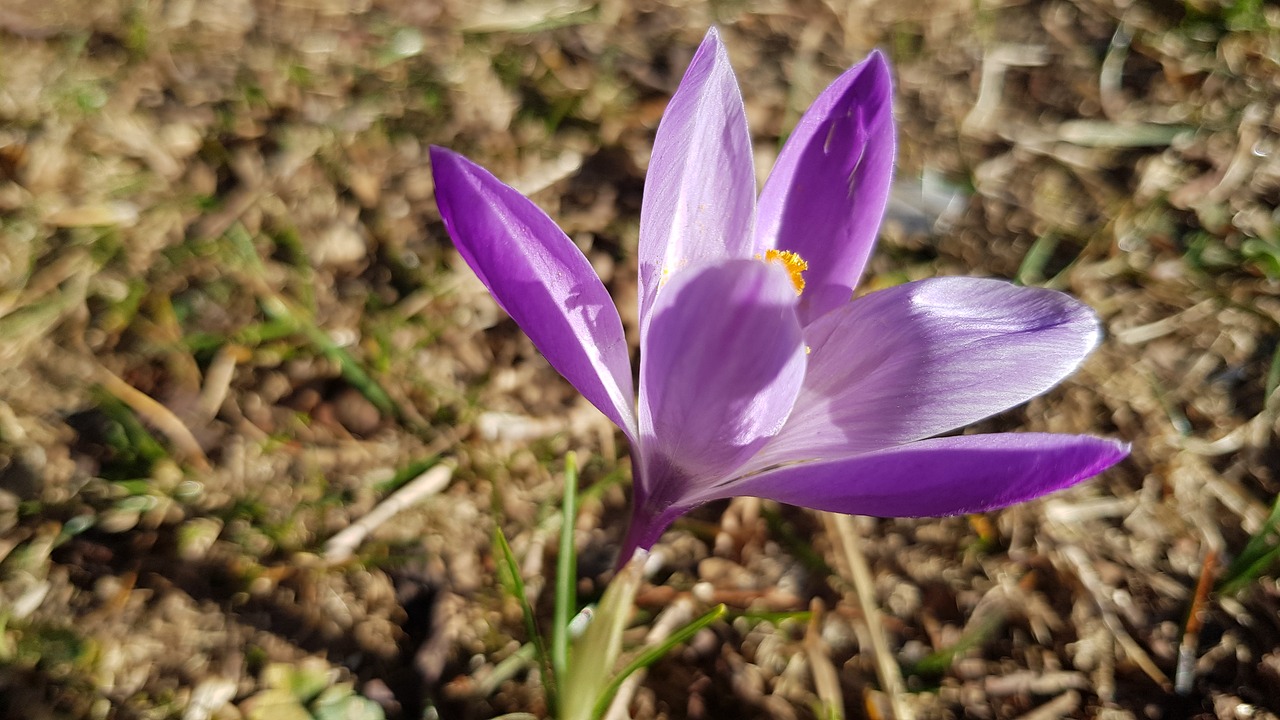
[1,0,1278,718]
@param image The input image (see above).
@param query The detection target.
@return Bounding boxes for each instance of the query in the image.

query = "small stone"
[332,387,381,436]
[311,223,368,268]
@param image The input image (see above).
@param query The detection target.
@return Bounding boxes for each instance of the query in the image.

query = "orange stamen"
[763,249,808,294]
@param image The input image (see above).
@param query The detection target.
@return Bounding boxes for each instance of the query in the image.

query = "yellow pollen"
[763,249,808,295]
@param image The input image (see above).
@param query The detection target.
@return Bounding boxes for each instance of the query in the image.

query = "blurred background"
[0,0,1278,718]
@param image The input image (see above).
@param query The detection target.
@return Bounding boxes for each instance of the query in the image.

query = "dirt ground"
[1,0,1279,718]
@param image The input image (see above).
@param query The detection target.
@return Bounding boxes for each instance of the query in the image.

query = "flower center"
[762,249,808,294]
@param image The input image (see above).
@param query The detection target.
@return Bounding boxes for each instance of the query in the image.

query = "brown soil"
[1,1,1278,719]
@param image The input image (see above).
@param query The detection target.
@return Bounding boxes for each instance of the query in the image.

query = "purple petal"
[745,277,1100,471]
[755,51,895,326]
[710,433,1128,516]
[638,260,805,501]
[430,146,637,439]
[638,27,756,333]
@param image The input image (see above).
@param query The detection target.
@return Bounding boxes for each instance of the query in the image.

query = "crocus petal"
[430,146,638,440]
[745,277,1100,471]
[707,433,1128,516]
[755,51,894,326]
[638,260,805,501]
[638,27,756,332]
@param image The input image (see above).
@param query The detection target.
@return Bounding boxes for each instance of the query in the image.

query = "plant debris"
[1,1,1278,718]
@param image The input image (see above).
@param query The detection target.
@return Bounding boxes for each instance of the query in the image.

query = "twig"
[1096,627,1116,703]
[324,461,455,562]
[985,671,1089,697]
[1012,691,1081,720]
[1060,545,1172,690]
[1190,461,1268,533]
[96,364,210,471]
[1098,24,1131,120]
[827,513,912,720]
[1178,398,1277,456]
[1176,549,1218,695]
[961,44,1048,139]
[1114,300,1216,345]
[805,598,844,719]
[198,344,249,421]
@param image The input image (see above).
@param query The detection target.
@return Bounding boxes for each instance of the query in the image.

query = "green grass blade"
[908,611,1006,676]
[371,456,440,494]
[762,507,833,578]
[577,465,628,504]
[223,224,400,421]
[493,525,556,709]
[552,452,579,688]
[1015,233,1059,286]
[477,643,538,697]
[1264,343,1280,401]
[590,604,728,719]
[1218,493,1280,595]
[258,294,400,418]
[731,609,813,626]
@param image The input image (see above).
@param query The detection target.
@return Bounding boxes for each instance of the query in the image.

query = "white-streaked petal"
[638,27,756,333]
[431,146,637,440]
[745,277,1100,471]
[755,51,895,326]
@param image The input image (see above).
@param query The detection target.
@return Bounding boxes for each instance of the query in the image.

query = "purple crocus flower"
[430,29,1128,562]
